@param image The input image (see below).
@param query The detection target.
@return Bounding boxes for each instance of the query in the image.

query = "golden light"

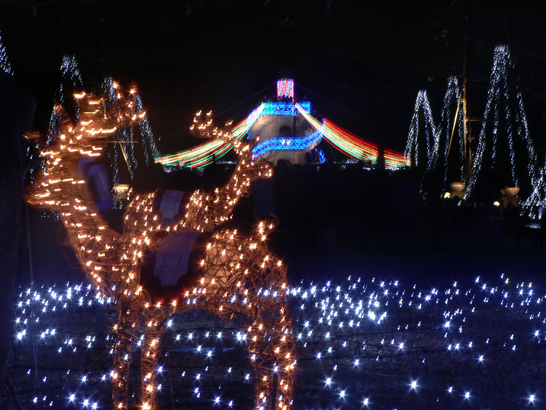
[27,88,296,410]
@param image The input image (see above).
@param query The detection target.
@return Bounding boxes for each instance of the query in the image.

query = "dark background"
[3,0,546,156]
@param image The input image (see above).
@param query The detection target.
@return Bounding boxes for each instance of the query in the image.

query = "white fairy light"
[10,271,546,409]
[436,76,466,188]
[0,31,13,75]
[465,45,537,201]
[405,90,438,173]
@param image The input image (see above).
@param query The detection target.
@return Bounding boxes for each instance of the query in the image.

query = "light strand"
[404,90,438,173]
[0,31,13,75]
[464,45,537,200]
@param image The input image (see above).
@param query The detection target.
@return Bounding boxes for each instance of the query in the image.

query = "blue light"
[262,101,311,116]
[252,130,322,158]
[318,149,326,163]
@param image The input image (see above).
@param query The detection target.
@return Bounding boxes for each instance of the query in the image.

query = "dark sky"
[2,0,546,155]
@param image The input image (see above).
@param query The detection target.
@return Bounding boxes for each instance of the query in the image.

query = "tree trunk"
[0,72,36,399]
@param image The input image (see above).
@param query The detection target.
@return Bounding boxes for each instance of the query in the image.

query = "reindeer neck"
[183,149,272,231]
[29,96,128,294]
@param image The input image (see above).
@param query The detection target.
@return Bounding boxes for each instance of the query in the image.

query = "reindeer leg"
[246,292,296,410]
[269,302,297,410]
[204,301,273,405]
[204,295,274,410]
[201,222,295,410]
[247,324,276,410]
[112,303,140,409]
[140,310,166,410]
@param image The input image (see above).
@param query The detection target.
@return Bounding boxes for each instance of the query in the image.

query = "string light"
[27,86,296,409]
[251,130,322,158]
[46,55,84,145]
[102,77,161,207]
[384,148,410,169]
[296,104,407,167]
[157,80,405,170]
[405,90,438,173]
[10,273,546,409]
[521,167,546,219]
[277,78,294,100]
[433,76,466,189]
[135,93,160,162]
[0,30,13,74]
[262,101,311,116]
[156,105,265,168]
[465,45,537,200]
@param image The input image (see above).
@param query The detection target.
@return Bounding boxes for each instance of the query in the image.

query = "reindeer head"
[27,87,145,212]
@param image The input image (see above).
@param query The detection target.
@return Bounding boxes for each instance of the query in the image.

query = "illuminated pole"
[461,46,482,183]
[462,55,471,181]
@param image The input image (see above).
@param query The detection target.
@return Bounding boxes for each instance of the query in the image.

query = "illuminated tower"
[248,78,322,165]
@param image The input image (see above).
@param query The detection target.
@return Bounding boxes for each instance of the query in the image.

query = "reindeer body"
[28,89,296,410]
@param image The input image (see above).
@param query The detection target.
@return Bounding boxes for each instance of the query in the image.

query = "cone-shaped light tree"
[464,45,538,201]
[405,90,438,176]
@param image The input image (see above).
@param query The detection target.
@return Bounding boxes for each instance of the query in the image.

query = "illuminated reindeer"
[27,87,296,410]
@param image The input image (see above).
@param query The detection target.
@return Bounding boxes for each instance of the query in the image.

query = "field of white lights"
[7,274,545,410]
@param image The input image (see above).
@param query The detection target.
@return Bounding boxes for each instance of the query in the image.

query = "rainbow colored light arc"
[156,104,265,169]
[156,100,407,170]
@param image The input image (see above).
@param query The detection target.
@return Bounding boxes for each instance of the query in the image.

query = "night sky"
[2,0,546,158]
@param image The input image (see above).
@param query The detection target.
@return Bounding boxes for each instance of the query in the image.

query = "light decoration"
[9,273,546,409]
[0,31,13,74]
[46,56,84,145]
[251,130,323,159]
[296,103,407,168]
[277,78,294,100]
[262,101,311,116]
[383,148,410,169]
[156,105,265,169]
[190,109,234,139]
[102,77,161,207]
[464,45,537,200]
[296,104,378,164]
[157,80,407,170]
[27,87,295,409]
[133,88,161,164]
[433,76,466,188]
[521,166,546,219]
[317,149,326,163]
[405,90,438,173]
[41,59,160,210]
[231,103,266,139]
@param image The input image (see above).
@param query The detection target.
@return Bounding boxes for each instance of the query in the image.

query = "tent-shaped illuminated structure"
[155,79,408,170]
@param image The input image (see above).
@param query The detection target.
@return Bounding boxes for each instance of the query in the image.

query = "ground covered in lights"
[6,275,545,410]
